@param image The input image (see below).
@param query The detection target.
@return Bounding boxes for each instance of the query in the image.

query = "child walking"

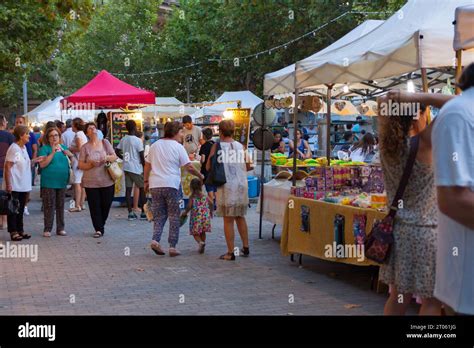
[181,178,212,253]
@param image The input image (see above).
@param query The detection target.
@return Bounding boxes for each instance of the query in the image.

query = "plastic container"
[247,176,260,198]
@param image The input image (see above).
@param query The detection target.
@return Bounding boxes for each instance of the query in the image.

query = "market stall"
[281,198,385,266]
[259,0,473,258]
[61,69,155,199]
[280,161,387,266]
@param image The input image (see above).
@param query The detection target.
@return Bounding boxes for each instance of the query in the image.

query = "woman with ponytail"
[377,97,441,316]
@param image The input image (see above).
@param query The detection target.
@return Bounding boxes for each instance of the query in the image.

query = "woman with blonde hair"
[377,97,440,315]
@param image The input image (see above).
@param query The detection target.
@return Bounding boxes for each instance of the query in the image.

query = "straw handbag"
[105,160,123,181]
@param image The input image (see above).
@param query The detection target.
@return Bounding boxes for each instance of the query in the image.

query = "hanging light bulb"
[343,85,349,93]
[407,80,415,93]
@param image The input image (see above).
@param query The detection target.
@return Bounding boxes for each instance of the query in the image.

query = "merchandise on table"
[290,164,387,211]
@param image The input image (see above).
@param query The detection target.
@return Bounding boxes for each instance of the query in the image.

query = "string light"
[101,10,391,77]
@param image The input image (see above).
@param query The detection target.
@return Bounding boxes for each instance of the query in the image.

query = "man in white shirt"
[61,119,76,149]
[432,64,474,315]
[116,120,145,221]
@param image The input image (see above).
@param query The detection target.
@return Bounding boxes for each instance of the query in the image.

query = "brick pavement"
[0,187,418,315]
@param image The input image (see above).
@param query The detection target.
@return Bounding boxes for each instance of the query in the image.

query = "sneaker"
[128,212,138,221]
[56,230,67,236]
[24,206,30,216]
[43,232,51,238]
[169,247,181,257]
[140,212,147,220]
[150,241,165,255]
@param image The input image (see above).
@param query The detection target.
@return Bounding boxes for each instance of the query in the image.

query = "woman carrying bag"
[78,122,118,238]
[38,126,74,237]
[3,126,33,241]
[206,120,253,261]
[376,99,441,315]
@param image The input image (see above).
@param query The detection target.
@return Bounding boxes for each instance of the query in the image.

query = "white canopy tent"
[26,96,100,124]
[192,91,263,118]
[295,0,474,90]
[264,20,384,96]
[140,97,197,119]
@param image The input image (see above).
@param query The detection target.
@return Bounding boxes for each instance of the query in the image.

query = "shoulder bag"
[364,135,420,264]
[103,140,123,181]
[205,141,227,187]
[66,154,75,185]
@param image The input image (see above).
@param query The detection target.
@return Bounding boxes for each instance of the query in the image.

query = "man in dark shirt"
[198,127,216,204]
[0,114,14,180]
[0,114,14,229]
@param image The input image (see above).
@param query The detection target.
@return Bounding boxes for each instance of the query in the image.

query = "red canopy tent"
[61,70,155,109]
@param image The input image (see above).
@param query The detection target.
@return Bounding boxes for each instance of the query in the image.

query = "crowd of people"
[0,63,472,315]
[0,113,251,262]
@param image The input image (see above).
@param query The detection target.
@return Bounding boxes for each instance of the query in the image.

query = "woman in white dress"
[206,120,252,261]
[69,118,87,212]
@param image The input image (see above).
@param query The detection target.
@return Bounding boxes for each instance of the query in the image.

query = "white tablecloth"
[256,179,304,225]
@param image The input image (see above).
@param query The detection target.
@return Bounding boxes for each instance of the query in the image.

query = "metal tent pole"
[325,84,334,164]
[291,89,299,186]
[455,50,463,95]
[258,99,267,239]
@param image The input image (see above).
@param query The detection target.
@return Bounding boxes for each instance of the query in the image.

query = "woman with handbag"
[206,120,252,261]
[37,126,74,237]
[3,125,33,241]
[78,122,118,238]
[377,98,441,315]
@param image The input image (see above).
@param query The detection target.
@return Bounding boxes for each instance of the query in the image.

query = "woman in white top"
[144,121,203,257]
[69,117,88,212]
[206,120,252,261]
[4,125,33,241]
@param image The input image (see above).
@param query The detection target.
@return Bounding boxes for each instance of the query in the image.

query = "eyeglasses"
[48,134,60,138]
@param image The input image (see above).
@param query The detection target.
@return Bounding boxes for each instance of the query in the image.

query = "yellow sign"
[225,108,251,147]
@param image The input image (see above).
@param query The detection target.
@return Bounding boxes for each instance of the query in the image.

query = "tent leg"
[325,84,334,164]
[258,97,267,240]
[292,89,299,187]
[421,68,429,92]
[455,50,462,95]
[420,68,431,124]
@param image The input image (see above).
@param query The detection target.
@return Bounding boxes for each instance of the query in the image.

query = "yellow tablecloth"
[281,196,386,266]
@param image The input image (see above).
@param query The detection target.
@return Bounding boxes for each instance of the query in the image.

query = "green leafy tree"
[57,0,163,96]
[0,0,94,108]
[152,0,407,101]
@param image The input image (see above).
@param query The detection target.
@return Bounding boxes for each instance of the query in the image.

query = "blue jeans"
[151,187,181,247]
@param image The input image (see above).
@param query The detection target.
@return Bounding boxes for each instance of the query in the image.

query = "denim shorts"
[205,184,216,193]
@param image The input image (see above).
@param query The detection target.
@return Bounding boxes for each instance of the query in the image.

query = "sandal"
[69,207,82,212]
[93,231,102,238]
[198,242,206,254]
[241,246,250,257]
[169,248,181,257]
[219,252,235,261]
[150,241,165,255]
[10,232,23,241]
[43,232,51,238]
[19,232,31,239]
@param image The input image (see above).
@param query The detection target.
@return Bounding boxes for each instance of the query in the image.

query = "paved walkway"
[0,188,413,315]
